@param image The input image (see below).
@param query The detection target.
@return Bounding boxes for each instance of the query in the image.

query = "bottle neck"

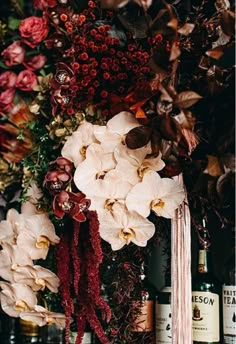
[230,228,235,256]
[197,248,213,274]
[164,272,171,287]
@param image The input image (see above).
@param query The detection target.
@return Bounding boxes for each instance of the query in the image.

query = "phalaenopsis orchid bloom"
[52,190,90,222]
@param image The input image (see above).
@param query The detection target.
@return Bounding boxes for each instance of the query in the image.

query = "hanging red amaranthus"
[55,208,111,344]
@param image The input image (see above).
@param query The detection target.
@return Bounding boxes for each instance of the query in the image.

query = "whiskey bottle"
[129,262,156,340]
[155,273,172,343]
[40,323,65,344]
[192,220,221,343]
[69,321,95,344]
[1,313,20,344]
[19,319,41,343]
[222,227,236,344]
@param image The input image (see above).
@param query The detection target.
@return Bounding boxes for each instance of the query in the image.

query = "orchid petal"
[13,265,59,293]
[83,179,132,212]
[93,112,140,151]
[0,282,37,317]
[0,221,15,245]
[0,244,33,282]
[107,111,140,134]
[99,203,155,250]
[74,143,116,191]
[61,121,97,167]
[126,171,185,218]
[20,305,66,328]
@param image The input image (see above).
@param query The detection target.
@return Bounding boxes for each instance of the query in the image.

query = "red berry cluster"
[46,1,162,117]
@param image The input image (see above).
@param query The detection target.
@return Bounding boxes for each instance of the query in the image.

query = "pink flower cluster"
[0,15,48,115]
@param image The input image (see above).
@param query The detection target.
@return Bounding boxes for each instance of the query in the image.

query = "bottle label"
[192,291,220,342]
[223,285,236,337]
[132,300,154,332]
[155,303,172,343]
[198,250,207,273]
[70,331,92,344]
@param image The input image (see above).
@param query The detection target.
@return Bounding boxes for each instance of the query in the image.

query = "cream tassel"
[171,173,192,343]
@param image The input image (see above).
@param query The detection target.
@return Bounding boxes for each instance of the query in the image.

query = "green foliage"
[8,16,21,30]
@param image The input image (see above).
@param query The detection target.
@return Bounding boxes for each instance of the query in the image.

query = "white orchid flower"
[74,143,116,192]
[99,203,155,250]
[16,213,60,260]
[13,265,60,293]
[0,282,37,317]
[126,171,185,218]
[20,305,66,328]
[61,121,97,167]
[0,243,33,282]
[113,144,165,185]
[83,178,132,212]
[0,220,16,245]
[93,111,140,152]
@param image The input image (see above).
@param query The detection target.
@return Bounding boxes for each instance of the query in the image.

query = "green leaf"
[8,17,21,31]
[0,61,9,69]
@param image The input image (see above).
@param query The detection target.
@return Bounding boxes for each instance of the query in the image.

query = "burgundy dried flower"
[52,190,90,222]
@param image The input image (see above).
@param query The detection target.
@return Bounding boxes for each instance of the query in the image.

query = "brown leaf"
[149,130,161,157]
[178,23,195,36]
[125,126,152,149]
[169,43,181,61]
[100,0,129,8]
[174,91,202,109]
[147,59,168,81]
[206,46,224,60]
[221,10,236,37]
[159,115,182,142]
[167,18,178,31]
[174,110,196,130]
[203,155,223,177]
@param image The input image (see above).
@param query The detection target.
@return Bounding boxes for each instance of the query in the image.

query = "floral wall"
[0,0,234,343]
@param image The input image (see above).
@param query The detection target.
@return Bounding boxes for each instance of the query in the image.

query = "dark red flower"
[51,62,75,89]
[43,170,71,195]
[53,190,91,221]
[50,157,73,173]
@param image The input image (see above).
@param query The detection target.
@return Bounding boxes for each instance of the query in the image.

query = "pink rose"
[19,16,49,48]
[24,54,47,70]
[16,70,38,91]
[0,89,15,112]
[0,71,17,89]
[33,0,57,10]
[1,41,25,66]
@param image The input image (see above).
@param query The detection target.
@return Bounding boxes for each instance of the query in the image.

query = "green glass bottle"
[1,313,20,344]
[192,220,221,344]
[129,262,156,341]
[155,272,172,343]
[69,321,95,344]
[222,227,236,344]
[40,323,65,344]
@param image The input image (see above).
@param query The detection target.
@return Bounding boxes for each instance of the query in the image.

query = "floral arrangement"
[0,0,235,343]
